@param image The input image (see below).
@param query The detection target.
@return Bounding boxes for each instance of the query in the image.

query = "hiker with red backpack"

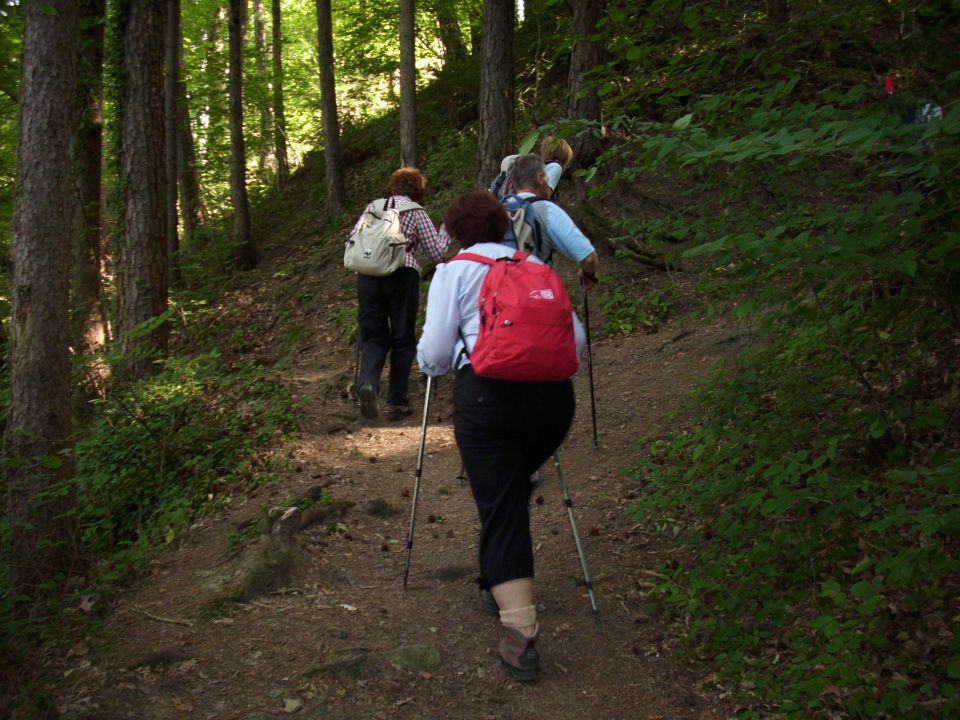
[347,167,448,422]
[416,191,587,681]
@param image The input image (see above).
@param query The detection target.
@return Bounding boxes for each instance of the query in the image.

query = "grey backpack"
[344,198,423,277]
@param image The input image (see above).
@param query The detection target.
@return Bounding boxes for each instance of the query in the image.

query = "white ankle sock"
[500,604,539,639]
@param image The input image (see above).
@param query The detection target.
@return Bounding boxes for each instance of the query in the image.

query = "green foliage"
[71,352,296,580]
[598,285,674,335]
[593,3,960,716]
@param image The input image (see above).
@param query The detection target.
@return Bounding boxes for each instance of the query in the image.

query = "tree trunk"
[399,0,417,167]
[435,0,467,65]
[165,0,183,288]
[5,0,80,606]
[566,0,606,198]
[228,0,255,269]
[476,0,513,190]
[271,0,290,187]
[766,0,789,26]
[176,31,206,249]
[72,0,108,363]
[116,0,169,380]
[315,0,344,218]
[253,0,271,173]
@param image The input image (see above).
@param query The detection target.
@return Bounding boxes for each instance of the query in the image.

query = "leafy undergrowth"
[616,67,960,720]
[73,351,296,590]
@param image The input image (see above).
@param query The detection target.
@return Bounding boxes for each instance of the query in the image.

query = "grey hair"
[511,154,547,191]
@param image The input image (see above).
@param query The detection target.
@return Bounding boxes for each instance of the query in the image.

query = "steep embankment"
[47,182,753,718]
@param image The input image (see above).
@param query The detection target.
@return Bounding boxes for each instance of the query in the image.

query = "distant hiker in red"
[416,192,586,681]
[348,168,448,421]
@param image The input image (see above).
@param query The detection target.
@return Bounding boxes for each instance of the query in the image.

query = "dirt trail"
[50,237,749,720]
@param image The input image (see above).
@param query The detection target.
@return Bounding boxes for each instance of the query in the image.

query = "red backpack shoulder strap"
[447,252,497,266]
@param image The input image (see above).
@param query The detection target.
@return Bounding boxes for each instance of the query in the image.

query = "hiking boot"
[386,404,413,422]
[479,588,499,617]
[358,383,378,420]
[498,626,540,681]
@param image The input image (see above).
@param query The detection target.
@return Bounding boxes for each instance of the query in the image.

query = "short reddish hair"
[443,192,508,248]
[387,167,427,202]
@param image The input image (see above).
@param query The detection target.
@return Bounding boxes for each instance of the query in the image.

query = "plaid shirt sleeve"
[394,196,448,271]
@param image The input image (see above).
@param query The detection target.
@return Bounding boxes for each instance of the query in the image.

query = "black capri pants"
[453,364,575,589]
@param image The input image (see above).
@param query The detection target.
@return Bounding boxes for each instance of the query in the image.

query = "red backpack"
[450,250,578,382]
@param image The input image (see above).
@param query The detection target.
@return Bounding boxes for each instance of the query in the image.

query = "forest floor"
[44,210,757,720]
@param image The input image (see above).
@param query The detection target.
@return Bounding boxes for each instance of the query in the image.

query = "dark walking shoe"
[479,588,499,616]
[386,404,412,421]
[498,627,540,681]
[359,383,378,420]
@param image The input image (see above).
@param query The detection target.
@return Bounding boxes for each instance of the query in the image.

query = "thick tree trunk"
[116,0,169,380]
[271,0,289,187]
[253,0,271,173]
[5,0,80,605]
[73,0,108,362]
[567,0,606,198]
[228,0,255,269]
[315,0,344,218]
[476,0,513,190]
[165,0,183,288]
[399,0,417,167]
[436,1,467,65]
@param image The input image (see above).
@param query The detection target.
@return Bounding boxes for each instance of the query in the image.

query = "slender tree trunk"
[176,30,206,248]
[116,0,169,380]
[228,0,255,268]
[567,0,605,198]
[399,0,417,166]
[436,0,467,65]
[766,0,789,26]
[73,0,108,362]
[5,0,80,605]
[315,0,344,218]
[253,0,271,173]
[272,0,290,186]
[476,0,513,190]
[165,0,183,288]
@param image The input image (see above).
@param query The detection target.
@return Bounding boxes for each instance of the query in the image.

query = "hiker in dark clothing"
[417,192,586,681]
[351,168,448,421]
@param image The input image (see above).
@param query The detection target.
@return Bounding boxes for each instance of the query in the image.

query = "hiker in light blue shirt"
[505,154,599,289]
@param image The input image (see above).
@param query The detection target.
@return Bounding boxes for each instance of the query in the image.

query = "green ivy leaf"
[517,129,540,155]
[40,455,63,469]
[673,113,693,131]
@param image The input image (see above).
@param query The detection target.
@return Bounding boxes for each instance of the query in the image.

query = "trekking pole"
[582,287,599,448]
[353,327,361,406]
[552,449,600,626]
[403,374,433,590]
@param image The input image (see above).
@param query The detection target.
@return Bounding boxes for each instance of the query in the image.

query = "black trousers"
[453,365,575,589]
[356,268,419,407]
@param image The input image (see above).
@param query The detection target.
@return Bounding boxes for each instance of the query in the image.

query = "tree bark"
[476,0,513,190]
[435,0,467,65]
[165,0,183,288]
[5,0,80,605]
[766,0,790,26]
[228,0,255,269]
[315,0,344,218]
[271,0,289,187]
[399,0,417,167]
[116,0,169,380]
[252,0,271,173]
[567,0,605,188]
[72,0,108,362]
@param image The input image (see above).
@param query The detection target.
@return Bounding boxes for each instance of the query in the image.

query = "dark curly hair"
[387,167,427,202]
[442,192,509,249]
